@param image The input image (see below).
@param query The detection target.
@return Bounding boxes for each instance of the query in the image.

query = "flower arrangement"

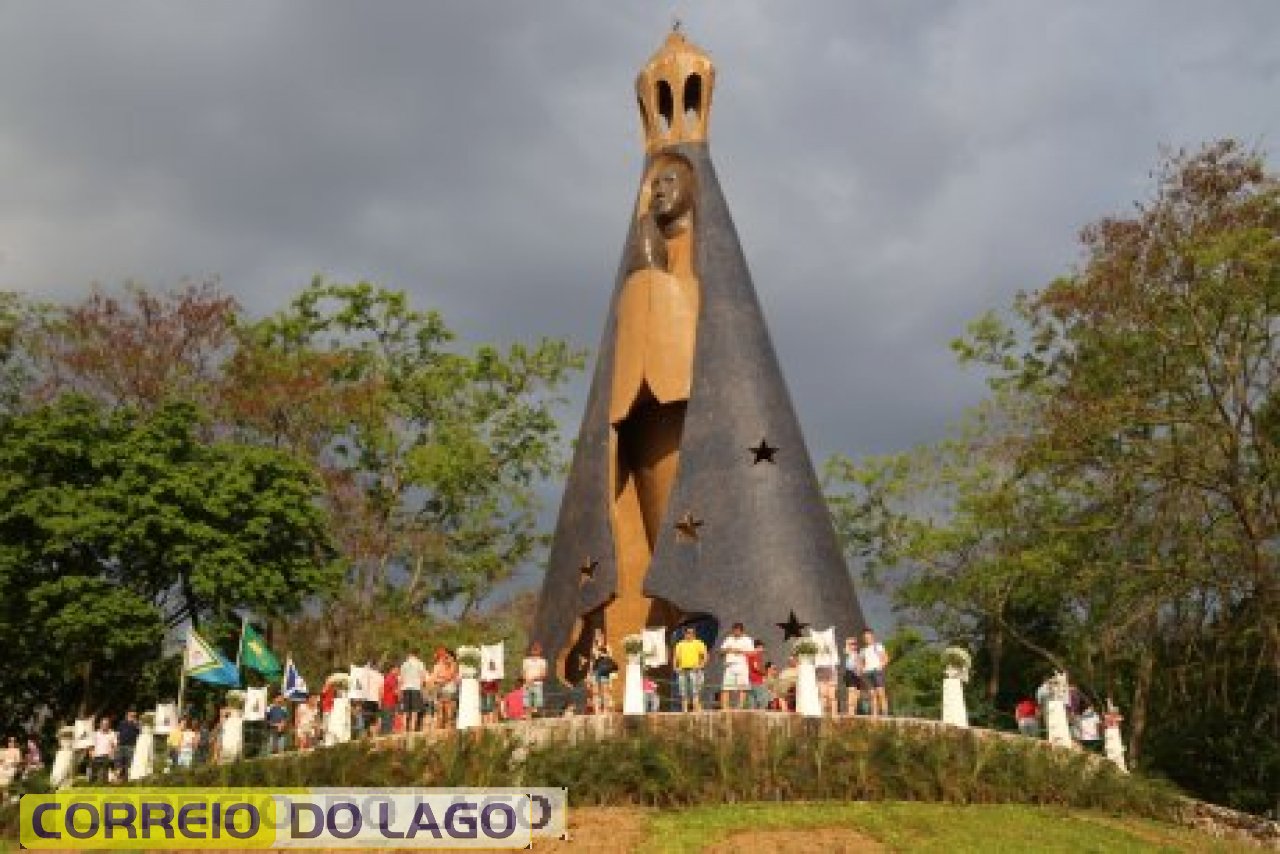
[792,639,820,658]
[943,646,972,682]
[943,647,972,670]
[456,646,481,672]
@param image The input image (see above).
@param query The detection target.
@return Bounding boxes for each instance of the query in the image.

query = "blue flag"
[184,630,241,687]
[282,656,309,701]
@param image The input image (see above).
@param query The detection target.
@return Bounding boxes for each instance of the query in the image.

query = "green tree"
[827,393,1075,716]
[0,397,338,728]
[3,278,584,673]
[226,279,584,665]
[0,290,32,412]
[827,141,1279,812]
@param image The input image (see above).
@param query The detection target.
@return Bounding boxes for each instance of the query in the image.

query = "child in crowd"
[502,679,527,721]
[1015,697,1040,738]
[480,659,502,725]
[643,677,660,713]
[522,643,548,718]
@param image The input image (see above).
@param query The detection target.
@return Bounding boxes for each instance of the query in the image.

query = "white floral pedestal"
[220,711,244,763]
[129,722,155,780]
[50,728,75,789]
[623,655,645,716]
[1104,702,1128,772]
[941,674,969,728]
[796,656,822,718]
[326,696,351,746]
[457,666,481,731]
[1044,672,1074,748]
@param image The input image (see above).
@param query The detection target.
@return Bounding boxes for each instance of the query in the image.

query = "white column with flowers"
[50,726,75,789]
[794,639,823,717]
[623,635,646,716]
[1044,672,1074,748]
[456,646,482,730]
[220,692,245,762]
[1103,698,1128,772]
[941,647,970,728]
[325,674,351,745]
[129,713,155,780]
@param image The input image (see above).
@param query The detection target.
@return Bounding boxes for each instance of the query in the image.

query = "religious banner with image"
[642,627,669,667]
[480,643,505,681]
[243,687,268,721]
[73,718,94,750]
[153,703,177,734]
[348,665,369,702]
[810,626,838,668]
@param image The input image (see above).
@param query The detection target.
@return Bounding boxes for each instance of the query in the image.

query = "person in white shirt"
[90,718,117,783]
[0,736,21,790]
[1077,703,1102,752]
[399,653,427,733]
[718,622,754,710]
[521,642,548,717]
[859,628,891,717]
[363,665,384,735]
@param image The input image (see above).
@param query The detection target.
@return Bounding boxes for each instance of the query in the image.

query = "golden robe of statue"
[604,154,700,655]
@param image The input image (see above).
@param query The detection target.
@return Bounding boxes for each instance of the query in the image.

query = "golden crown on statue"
[636,25,716,153]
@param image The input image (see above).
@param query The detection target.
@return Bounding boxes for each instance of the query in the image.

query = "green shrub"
[1,719,1179,841]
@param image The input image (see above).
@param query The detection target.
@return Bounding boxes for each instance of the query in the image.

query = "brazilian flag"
[240,623,282,680]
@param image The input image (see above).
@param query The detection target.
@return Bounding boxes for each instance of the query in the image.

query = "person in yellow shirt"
[672,626,708,712]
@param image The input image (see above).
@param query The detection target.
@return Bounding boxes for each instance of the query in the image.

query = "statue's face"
[650,161,694,226]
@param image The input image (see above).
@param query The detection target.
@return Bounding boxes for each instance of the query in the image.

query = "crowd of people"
[1013,675,1113,752]
[0,733,43,793]
[1,626,901,791]
[581,624,893,717]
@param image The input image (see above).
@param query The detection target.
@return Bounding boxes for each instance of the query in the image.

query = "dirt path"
[523,806,650,853]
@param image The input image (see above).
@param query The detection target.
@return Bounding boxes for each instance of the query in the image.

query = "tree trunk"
[1129,618,1159,764]
[78,661,93,717]
[987,619,1004,705]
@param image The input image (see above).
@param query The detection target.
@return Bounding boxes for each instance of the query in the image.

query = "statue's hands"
[625,214,668,275]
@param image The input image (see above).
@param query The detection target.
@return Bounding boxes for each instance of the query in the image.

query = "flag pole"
[235,612,248,669]
[177,633,188,720]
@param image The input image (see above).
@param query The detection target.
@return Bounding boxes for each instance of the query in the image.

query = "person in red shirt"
[501,679,527,721]
[1015,697,1040,738]
[747,639,768,710]
[380,666,400,734]
[320,681,336,730]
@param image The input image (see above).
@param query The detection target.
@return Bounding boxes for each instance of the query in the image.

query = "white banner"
[349,665,370,702]
[73,718,94,750]
[810,626,838,668]
[244,687,269,721]
[480,643,504,681]
[153,703,177,735]
[642,628,669,667]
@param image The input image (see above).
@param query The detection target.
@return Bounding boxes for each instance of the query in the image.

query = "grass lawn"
[0,802,1254,852]
[640,802,1255,853]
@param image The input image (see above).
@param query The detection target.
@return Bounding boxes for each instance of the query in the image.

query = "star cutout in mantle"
[674,511,704,542]
[749,437,779,465]
[776,610,811,641]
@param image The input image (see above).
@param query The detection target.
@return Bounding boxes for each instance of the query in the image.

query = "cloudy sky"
[2,2,1278,480]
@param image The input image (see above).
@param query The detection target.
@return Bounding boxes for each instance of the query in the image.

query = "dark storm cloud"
[3,0,1279,468]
